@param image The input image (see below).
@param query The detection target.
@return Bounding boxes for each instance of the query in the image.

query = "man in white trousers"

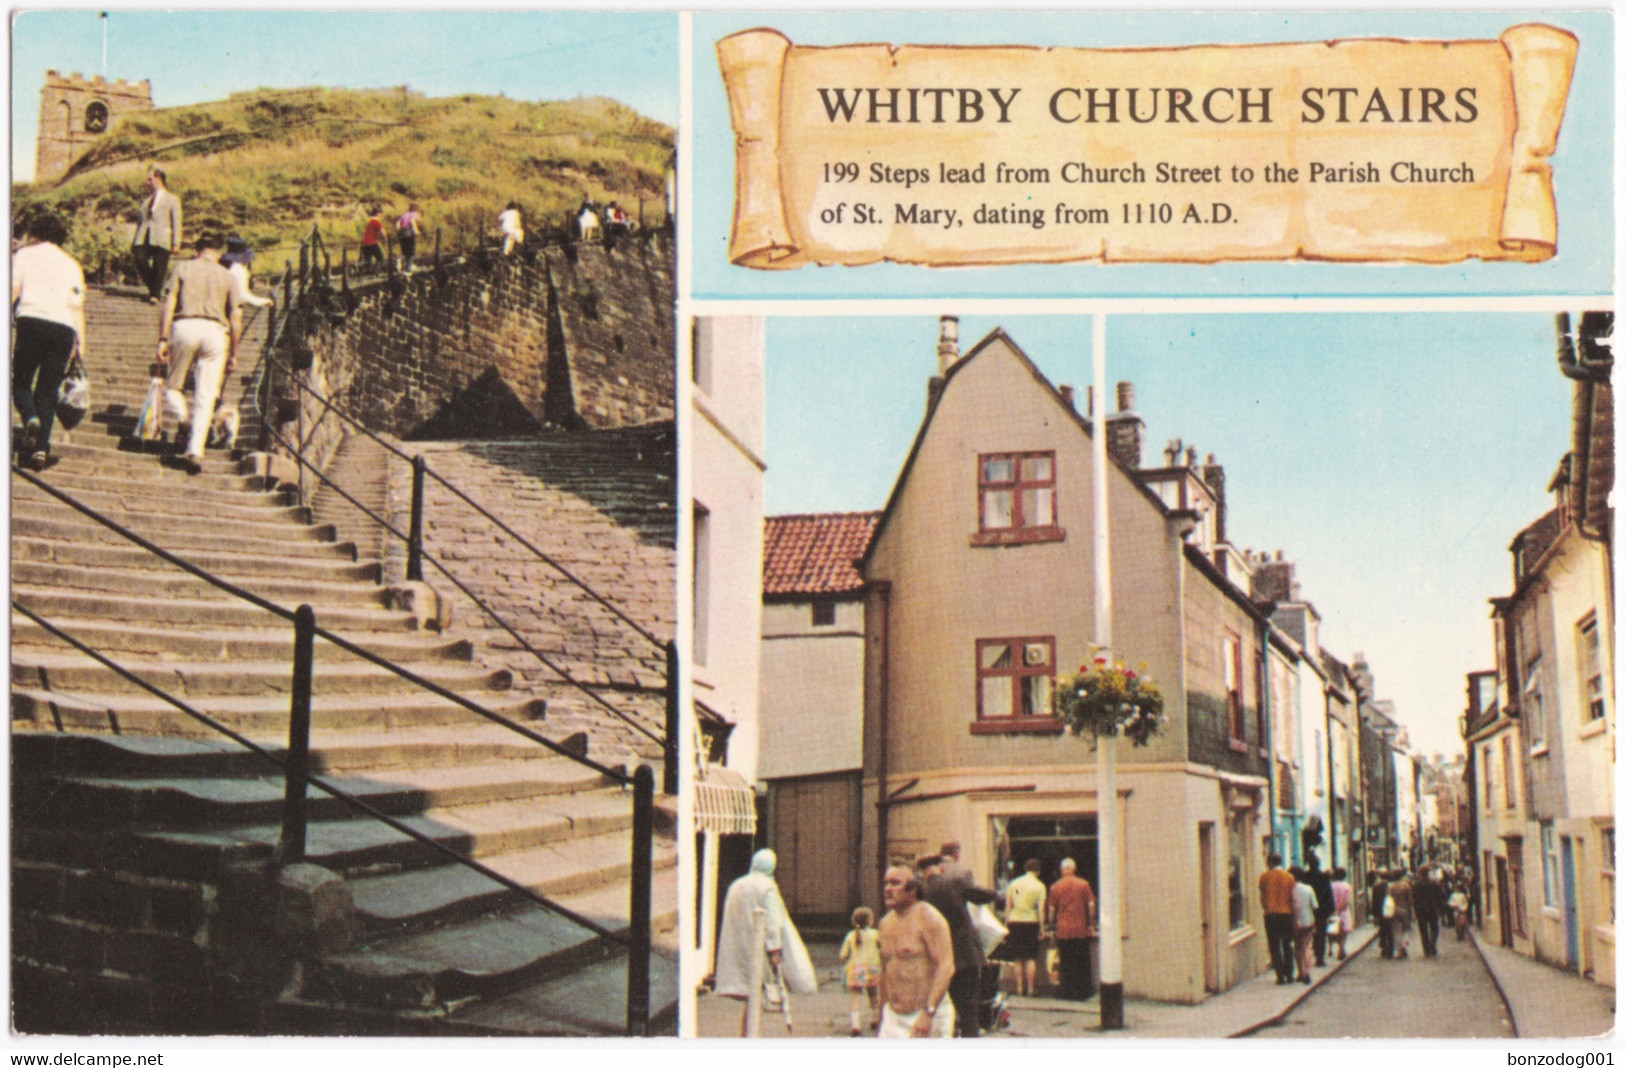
[157,233,240,474]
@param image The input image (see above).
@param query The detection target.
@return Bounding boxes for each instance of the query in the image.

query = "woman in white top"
[497,202,524,256]
[221,237,271,309]
[1290,867,1318,985]
[12,212,86,470]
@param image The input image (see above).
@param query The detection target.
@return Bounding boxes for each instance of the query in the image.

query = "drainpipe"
[1325,689,1339,869]
[1259,620,1278,855]
[873,581,892,883]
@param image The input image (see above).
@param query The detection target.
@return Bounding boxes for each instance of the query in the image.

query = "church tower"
[35,70,152,184]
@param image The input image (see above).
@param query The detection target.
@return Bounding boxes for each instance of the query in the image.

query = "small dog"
[209,405,240,449]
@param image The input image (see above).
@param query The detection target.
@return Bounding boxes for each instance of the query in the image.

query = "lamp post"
[1091,314,1125,1031]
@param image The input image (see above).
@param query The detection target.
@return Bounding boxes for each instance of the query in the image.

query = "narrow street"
[1256,929,1514,1039]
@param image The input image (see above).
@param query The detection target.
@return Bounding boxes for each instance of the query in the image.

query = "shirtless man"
[877,864,956,1038]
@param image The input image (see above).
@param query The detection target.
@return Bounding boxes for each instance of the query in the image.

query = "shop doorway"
[989,814,1100,894]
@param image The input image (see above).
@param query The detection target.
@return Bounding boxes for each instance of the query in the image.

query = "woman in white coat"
[713,849,816,1034]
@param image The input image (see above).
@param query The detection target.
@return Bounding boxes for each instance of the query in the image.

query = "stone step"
[20,758,613,831]
[13,536,381,585]
[24,471,298,514]
[17,788,634,882]
[14,588,406,633]
[12,727,570,780]
[11,649,513,699]
[10,617,473,666]
[51,425,257,461]
[305,861,678,1013]
[12,561,392,609]
[13,513,359,563]
[14,477,310,525]
[14,688,549,737]
[348,832,677,934]
[37,453,279,494]
[13,496,339,544]
[443,947,679,1036]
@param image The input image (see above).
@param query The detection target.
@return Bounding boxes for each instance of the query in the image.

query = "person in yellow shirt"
[1002,859,1047,996]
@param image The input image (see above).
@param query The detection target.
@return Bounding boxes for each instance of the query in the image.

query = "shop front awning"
[695,765,757,836]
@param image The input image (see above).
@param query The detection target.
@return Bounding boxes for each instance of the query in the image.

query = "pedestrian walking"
[840,907,881,1036]
[497,201,525,256]
[1415,865,1446,958]
[1370,871,1393,959]
[396,202,422,272]
[132,168,182,302]
[1001,859,1047,997]
[1260,852,1298,984]
[1329,866,1354,961]
[221,237,272,309]
[1387,869,1415,959]
[157,233,240,475]
[1305,853,1335,966]
[918,853,996,1037]
[1046,857,1097,1001]
[360,206,387,268]
[877,864,955,1038]
[711,849,815,1037]
[1290,866,1317,985]
[11,212,86,472]
[1448,884,1471,942]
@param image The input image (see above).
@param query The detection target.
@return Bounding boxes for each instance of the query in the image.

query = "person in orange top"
[1045,858,1097,1001]
[1259,852,1298,985]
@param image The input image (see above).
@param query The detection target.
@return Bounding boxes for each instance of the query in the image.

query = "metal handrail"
[258,221,671,755]
[261,418,665,748]
[12,466,655,1029]
[13,466,629,781]
[264,349,667,655]
[13,599,632,945]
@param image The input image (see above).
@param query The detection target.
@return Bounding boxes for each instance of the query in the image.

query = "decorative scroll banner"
[717,25,1578,268]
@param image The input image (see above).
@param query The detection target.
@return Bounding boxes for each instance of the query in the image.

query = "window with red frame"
[974,452,1060,545]
[974,637,1057,731]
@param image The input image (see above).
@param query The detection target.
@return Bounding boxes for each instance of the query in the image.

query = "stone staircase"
[11,287,678,1035]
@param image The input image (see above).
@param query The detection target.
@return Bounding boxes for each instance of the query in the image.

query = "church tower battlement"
[36,70,153,184]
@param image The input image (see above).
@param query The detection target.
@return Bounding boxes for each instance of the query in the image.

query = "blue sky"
[12,9,678,182]
[764,311,1580,758]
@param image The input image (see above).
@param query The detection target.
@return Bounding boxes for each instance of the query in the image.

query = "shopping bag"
[132,377,165,442]
[55,354,90,430]
[970,901,1008,958]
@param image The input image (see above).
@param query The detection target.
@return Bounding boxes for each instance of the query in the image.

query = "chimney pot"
[1059,384,1075,408]
[1116,380,1135,413]
[936,315,960,375]
[1186,446,1197,466]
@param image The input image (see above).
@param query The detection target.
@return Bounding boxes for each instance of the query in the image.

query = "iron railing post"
[261,343,277,453]
[664,640,678,796]
[279,604,317,864]
[407,455,426,582]
[295,377,306,508]
[626,763,654,1036]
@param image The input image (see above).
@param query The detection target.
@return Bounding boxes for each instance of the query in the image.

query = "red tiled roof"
[763,512,880,595]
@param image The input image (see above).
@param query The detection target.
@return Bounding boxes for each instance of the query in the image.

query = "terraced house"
[1470,312,1615,989]
[12,234,679,1034]
[848,320,1280,1002]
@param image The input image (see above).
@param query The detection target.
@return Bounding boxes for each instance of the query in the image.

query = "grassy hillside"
[13,85,674,277]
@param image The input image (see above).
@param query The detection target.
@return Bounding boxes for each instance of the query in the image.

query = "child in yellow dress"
[839,906,881,1036]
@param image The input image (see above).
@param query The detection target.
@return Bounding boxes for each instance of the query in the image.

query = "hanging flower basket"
[1055,654,1167,747]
